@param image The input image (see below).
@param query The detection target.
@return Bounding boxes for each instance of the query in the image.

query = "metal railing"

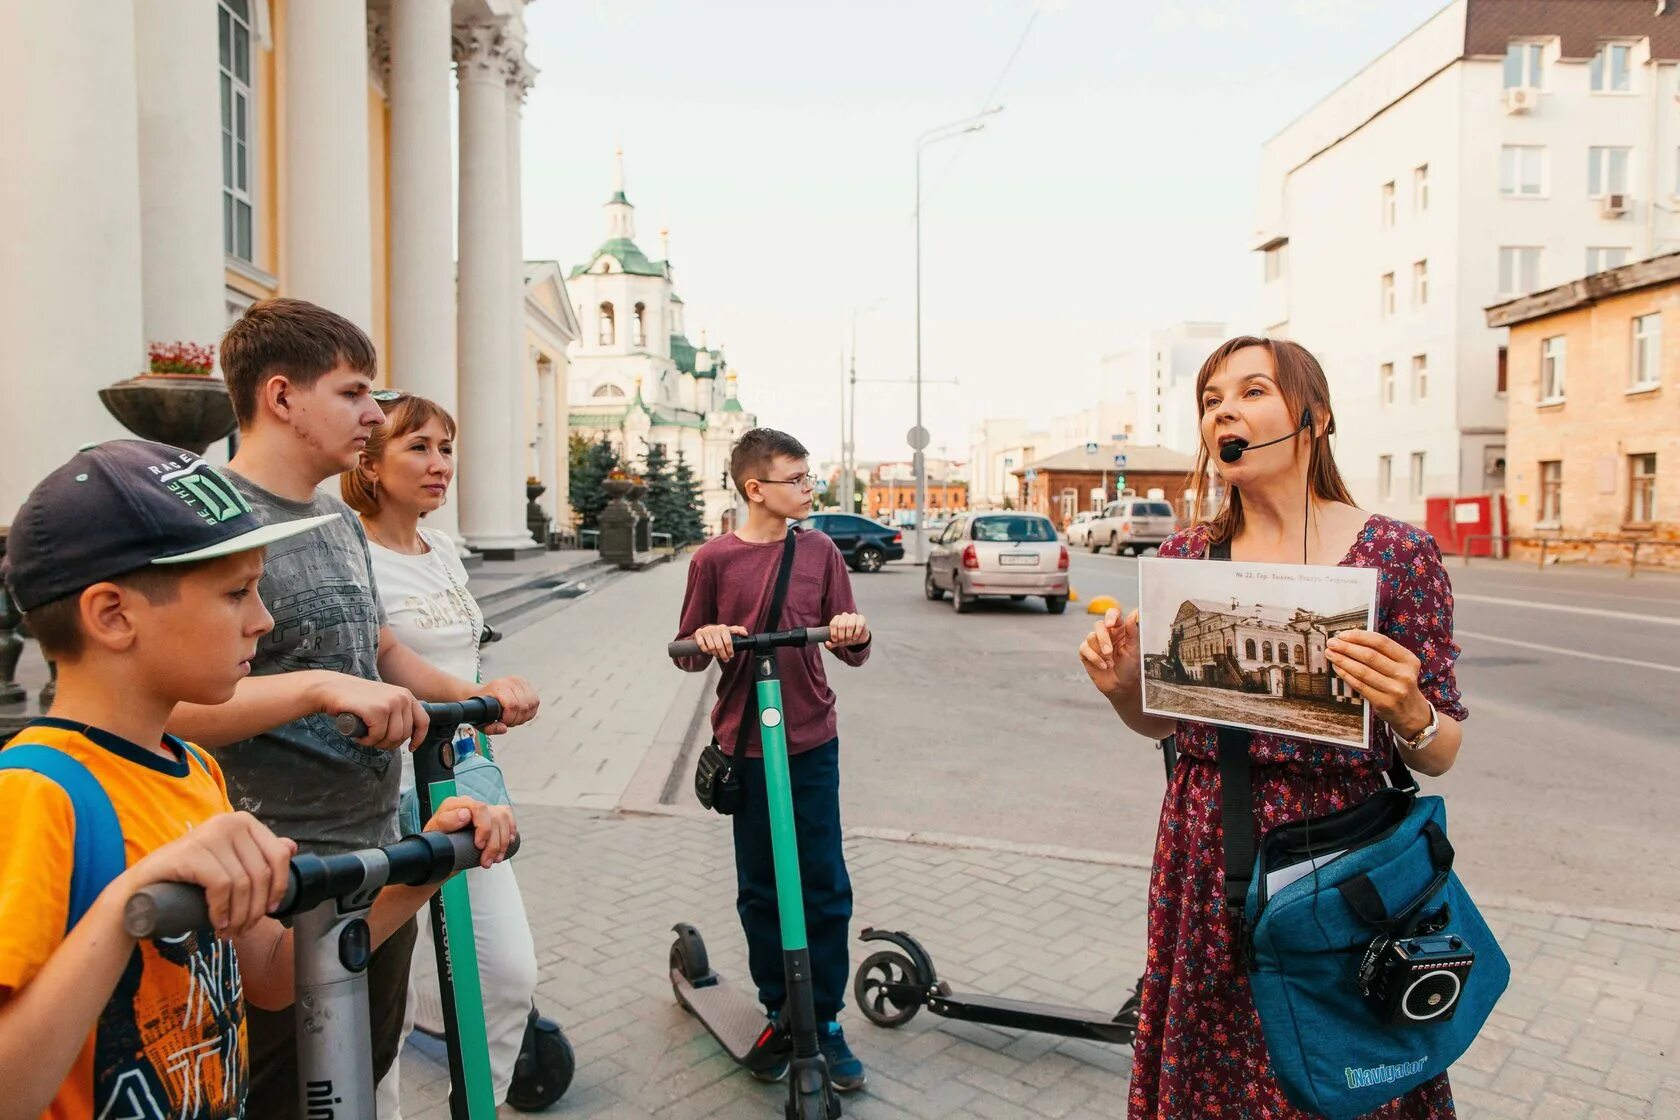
[1460,534,1680,576]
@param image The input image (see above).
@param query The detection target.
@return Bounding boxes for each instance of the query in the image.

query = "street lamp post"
[914,106,1001,563]
[842,299,884,513]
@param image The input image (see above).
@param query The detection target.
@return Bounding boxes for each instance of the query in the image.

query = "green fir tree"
[670,451,708,544]
[639,439,679,542]
[569,434,620,532]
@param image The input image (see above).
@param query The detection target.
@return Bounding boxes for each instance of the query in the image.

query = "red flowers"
[147,341,215,375]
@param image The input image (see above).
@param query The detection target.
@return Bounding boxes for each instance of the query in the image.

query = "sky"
[518,0,1449,465]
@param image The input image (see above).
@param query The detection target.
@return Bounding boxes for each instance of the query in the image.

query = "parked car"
[797,513,905,572]
[1085,497,1178,555]
[1064,510,1099,547]
[924,512,1070,614]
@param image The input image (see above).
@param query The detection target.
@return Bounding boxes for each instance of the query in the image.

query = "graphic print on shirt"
[94,929,245,1120]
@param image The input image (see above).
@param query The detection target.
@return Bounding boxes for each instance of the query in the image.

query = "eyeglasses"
[370,388,406,402]
[757,473,817,490]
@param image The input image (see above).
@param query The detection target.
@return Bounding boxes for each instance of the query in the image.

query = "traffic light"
[1116,475,1126,490]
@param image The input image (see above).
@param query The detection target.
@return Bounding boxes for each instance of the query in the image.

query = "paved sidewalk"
[397,806,1680,1120]
[395,555,1680,1119]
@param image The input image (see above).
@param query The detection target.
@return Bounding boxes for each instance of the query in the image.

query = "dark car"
[796,513,905,573]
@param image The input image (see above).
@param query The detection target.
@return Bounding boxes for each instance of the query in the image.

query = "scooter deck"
[929,989,1136,1044]
[670,967,782,1067]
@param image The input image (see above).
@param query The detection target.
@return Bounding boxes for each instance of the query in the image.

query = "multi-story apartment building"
[1255,0,1680,522]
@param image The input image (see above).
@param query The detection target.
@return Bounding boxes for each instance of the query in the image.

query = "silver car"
[1085,498,1178,555]
[925,512,1070,615]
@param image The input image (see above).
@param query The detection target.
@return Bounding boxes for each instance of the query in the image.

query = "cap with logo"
[2,439,338,612]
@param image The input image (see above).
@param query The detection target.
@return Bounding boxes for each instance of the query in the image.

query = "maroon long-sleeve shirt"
[673,528,871,757]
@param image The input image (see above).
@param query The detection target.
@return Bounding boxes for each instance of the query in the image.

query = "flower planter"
[98,373,237,455]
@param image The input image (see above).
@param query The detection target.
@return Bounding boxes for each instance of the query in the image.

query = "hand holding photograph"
[1137,557,1380,749]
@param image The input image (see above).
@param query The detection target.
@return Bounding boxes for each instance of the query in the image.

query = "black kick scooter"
[125,824,512,1119]
[848,739,1180,1047]
[665,625,842,1120]
[335,696,575,1117]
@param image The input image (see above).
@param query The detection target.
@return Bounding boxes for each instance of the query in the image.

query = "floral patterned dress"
[1129,515,1469,1120]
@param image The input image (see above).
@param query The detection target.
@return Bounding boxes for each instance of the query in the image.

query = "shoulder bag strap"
[1202,534,1259,908]
[728,528,800,761]
[0,745,126,933]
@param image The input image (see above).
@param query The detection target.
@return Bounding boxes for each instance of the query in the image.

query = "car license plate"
[999,554,1038,566]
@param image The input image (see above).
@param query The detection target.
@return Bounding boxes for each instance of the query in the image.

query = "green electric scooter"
[665,625,841,1120]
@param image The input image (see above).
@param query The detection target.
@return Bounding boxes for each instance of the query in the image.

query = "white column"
[506,50,532,532]
[0,0,141,520]
[135,0,224,359]
[285,0,372,329]
[453,21,529,554]
[389,0,460,538]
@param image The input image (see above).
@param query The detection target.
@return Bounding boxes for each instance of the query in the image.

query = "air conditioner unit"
[1502,86,1539,114]
[1601,192,1630,218]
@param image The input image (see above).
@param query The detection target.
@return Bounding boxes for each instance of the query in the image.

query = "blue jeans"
[731,737,853,1021]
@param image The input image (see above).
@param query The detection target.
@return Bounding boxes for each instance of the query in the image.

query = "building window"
[1380,362,1395,406]
[1590,43,1633,93]
[1411,452,1426,500]
[1381,181,1396,227]
[1499,246,1542,297]
[592,382,625,398]
[1262,641,1273,662]
[1587,246,1631,275]
[1278,644,1290,665]
[1378,455,1393,501]
[219,0,255,262]
[598,302,615,345]
[1381,273,1395,317]
[1500,145,1545,197]
[1263,243,1287,282]
[1294,643,1305,663]
[1633,312,1662,389]
[1504,41,1544,89]
[1245,639,1257,660]
[1412,260,1428,307]
[1414,164,1429,212]
[1628,454,1657,523]
[1412,354,1428,401]
[632,302,646,347]
[1539,460,1563,523]
[1541,335,1566,401]
[1497,346,1509,394]
[1589,147,1631,198]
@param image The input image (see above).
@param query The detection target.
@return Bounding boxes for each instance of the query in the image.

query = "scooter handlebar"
[122,827,518,940]
[667,625,832,659]
[332,695,505,741]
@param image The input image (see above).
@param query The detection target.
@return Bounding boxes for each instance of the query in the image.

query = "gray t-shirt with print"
[219,471,398,855]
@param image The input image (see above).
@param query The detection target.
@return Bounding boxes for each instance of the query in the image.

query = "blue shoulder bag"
[1205,539,1509,1119]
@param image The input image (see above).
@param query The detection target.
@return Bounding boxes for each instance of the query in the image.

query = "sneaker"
[819,1022,866,1092]
[750,1009,788,1083]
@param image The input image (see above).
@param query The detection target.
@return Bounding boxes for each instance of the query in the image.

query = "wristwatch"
[1396,703,1439,753]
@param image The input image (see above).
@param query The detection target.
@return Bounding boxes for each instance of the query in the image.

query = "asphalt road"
[837,547,1680,919]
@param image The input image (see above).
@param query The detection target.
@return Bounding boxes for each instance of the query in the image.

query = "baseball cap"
[2,440,337,612]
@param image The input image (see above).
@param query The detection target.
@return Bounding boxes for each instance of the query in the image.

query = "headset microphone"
[1218,407,1313,464]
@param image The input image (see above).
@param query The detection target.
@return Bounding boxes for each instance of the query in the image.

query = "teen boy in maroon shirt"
[673,428,872,1090]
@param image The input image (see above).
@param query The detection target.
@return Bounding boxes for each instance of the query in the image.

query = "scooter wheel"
[670,925,711,982]
[506,1007,575,1111]
[787,1083,842,1120]
[854,950,923,1028]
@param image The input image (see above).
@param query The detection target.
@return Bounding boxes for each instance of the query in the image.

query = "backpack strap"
[727,527,801,761]
[0,746,126,934]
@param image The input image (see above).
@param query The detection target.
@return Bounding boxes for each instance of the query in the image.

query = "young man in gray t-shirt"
[166,298,540,1120]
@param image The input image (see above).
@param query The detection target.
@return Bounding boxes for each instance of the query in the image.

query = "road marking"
[1457,630,1680,674]
[1456,594,1680,626]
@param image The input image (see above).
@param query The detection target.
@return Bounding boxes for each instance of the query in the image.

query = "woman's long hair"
[1188,336,1355,544]
[340,392,459,517]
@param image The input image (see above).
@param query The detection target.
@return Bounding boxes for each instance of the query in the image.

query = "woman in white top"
[344,391,545,1115]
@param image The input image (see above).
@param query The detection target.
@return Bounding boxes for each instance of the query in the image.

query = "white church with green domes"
[566,152,755,534]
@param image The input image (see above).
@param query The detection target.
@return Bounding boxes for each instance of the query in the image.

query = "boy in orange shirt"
[0,440,515,1119]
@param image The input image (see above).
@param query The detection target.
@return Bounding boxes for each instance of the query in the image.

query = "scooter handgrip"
[123,883,210,939]
[440,826,520,874]
[334,712,369,739]
[805,626,831,645]
[668,638,703,658]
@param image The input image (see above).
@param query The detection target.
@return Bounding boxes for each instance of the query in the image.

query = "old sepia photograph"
[1137,558,1380,750]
